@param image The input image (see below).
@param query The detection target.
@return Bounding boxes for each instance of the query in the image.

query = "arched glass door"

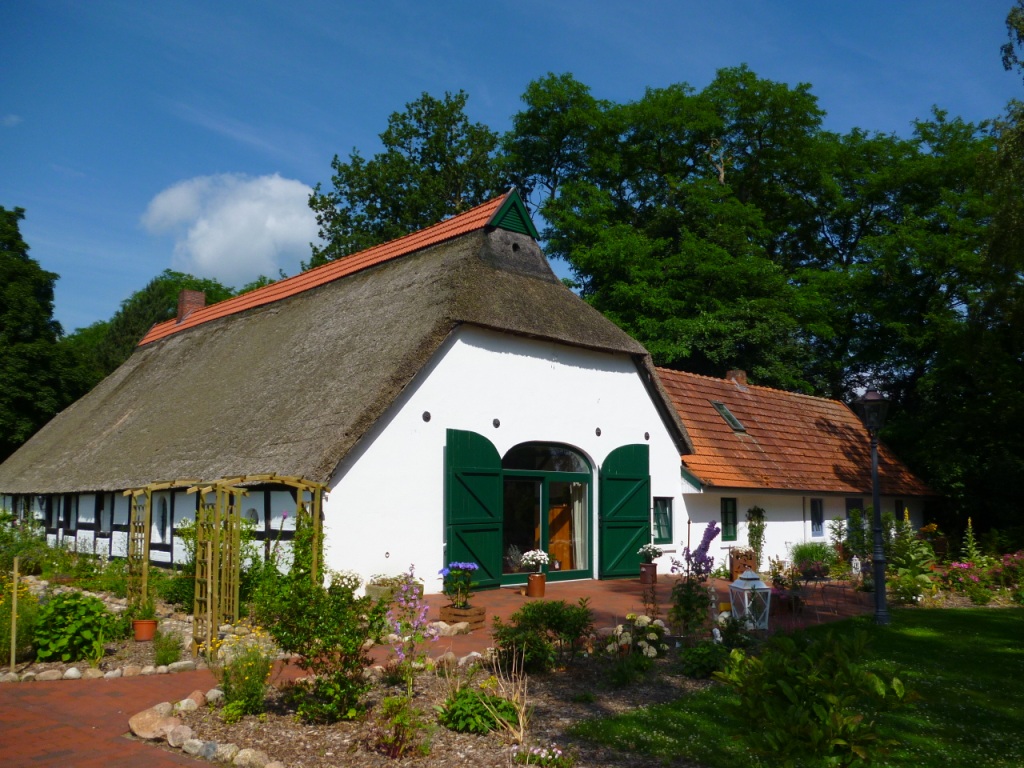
[501,443,591,583]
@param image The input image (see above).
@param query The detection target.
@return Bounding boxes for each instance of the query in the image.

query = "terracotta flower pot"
[526,572,546,598]
[640,562,658,585]
[132,619,158,642]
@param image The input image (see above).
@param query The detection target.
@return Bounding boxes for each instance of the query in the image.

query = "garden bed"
[176,656,711,768]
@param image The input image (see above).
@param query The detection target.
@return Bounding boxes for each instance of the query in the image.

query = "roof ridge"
[139,191,514,346]
[655,367,846,408]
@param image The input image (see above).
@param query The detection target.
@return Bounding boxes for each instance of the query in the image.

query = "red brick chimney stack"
[726,369,748,387]
[176,289,206,323]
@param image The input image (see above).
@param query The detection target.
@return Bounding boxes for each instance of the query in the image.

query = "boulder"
[214,743,240,763]
[141,665,157,675]
[82,668,105,679]
[104,668,123,679]
[233,747,271,767]
[206,688,225,703]
[36,670,63,681]
[0,672,20,683]
[168,660,196,674]
[187,689,207,707]
[62,667,82,680]
[175,698,198,712]
[122,665,142,677]
[128,708,181,740]
[167,724,193,748]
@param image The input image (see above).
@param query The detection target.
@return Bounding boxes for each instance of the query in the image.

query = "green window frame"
[721,498,737,541]
[653,497,673,545]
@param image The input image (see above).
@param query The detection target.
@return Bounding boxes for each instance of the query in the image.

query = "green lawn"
[570,608,1024,767]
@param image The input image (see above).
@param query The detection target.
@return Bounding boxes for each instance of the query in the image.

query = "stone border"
[127,648,493,768]
[0,658,201,683]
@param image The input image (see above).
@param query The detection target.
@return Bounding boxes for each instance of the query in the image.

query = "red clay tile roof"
[656,368,933,496]
[138,192,511,346]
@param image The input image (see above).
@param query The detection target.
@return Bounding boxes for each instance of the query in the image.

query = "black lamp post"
[854,389,891,626]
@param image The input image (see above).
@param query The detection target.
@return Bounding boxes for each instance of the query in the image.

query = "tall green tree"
[514,68,831,390]
[308,90,505,266]
[0,207,71,460]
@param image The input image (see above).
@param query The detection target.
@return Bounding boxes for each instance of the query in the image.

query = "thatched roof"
[0,193,691,494]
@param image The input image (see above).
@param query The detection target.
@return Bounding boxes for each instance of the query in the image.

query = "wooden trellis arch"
[187,480,248,655]
[123,480,197,610]
[187,474,326,655]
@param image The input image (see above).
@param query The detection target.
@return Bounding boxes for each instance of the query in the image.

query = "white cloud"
[141,173,321,286]
[2,114,23,128]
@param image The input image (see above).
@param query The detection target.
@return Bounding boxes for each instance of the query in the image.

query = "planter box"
[730,552,758,581]
[365,582,423,603]
[439,604,486,631]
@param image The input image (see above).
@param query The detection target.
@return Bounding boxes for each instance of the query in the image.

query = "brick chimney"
[176,289,206,323]
[726,369,748,387]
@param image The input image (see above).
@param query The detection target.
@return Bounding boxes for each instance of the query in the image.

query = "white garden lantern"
[729,568,772,630]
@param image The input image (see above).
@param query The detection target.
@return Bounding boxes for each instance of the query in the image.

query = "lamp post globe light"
[854,389,891,626]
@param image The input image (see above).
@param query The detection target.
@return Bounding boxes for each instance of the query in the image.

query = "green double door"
[444,430,650,584]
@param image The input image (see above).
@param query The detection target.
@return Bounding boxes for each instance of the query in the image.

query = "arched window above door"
[502,443,589,473]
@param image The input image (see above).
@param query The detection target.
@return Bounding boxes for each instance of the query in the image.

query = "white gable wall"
[682,490,925,570]
[323,326,684,586]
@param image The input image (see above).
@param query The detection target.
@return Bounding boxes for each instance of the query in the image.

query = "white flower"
[619,632,632,645]
[647,632,659,641]
[644,645,658,658]
[605,643,617,654]
[653,619,666,628]
[638,639,649,649]
[635,615,651,628]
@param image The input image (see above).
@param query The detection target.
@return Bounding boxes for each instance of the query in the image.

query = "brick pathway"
[0,575,871,767]
[0,669,215,767]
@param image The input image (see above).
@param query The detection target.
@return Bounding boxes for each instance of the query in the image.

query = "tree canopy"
[307,90,506,267]
[0,208,74,461]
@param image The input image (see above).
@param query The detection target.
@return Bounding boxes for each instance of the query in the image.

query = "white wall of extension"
[681,490,925,569]
[323,326,686,589]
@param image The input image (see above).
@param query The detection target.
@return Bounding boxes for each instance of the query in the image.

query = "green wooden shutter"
[445,429,502,589]
[598,444,651,578]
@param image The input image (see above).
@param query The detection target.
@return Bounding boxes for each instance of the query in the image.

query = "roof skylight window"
[711,401,746,432]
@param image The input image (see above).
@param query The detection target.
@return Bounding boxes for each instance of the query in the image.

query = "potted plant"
[438,562,486,629]
[131,595,158,642]
[521,549,549,597]
[638,543,663,584]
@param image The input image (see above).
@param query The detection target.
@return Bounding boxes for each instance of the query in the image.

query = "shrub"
[371,695,433,758]
[602,613,669,686]
[216,641,275,722]
[789,541,837,578]
[965,581,993,606]
[156,570,195,612]
[153,629,182,666]
[0,576,39,661]
[679,640,729,679]
[0,511,49,575]
[34,591,117,662]
[714,630,911,767]
[492,599,593,674]
[436,687,520,734]
[258,568,384,723]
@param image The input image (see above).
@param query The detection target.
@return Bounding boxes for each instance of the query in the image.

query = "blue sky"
[2,0,1021,332]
